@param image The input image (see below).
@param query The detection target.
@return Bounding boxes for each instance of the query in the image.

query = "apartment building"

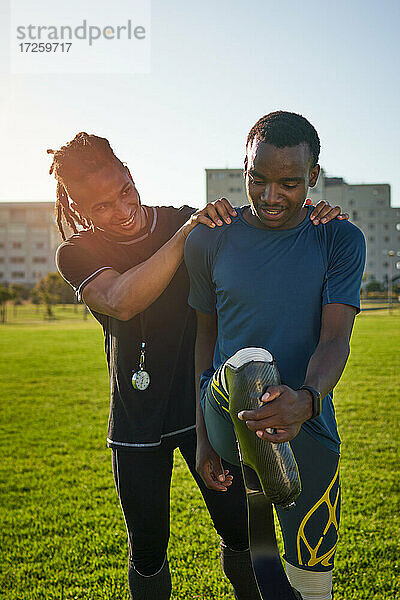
[206,169,246,207]
[0,202,61,287]
[308,172,400,284]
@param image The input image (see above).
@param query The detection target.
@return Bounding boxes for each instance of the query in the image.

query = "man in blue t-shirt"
[184,111,365,600]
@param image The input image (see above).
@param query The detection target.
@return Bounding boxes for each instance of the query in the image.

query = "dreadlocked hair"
[247,111,321,167]
[48,132,124,240]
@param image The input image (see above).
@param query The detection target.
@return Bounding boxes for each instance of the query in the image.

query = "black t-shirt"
[56,205,197,450]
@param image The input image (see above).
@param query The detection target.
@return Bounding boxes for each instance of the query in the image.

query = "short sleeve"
[177,205,197,222]
[322,223,366,313]
[184,226,217,314]
[56,240,113,301]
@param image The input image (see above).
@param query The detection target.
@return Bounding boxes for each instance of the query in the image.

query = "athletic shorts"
[200,365,341,572]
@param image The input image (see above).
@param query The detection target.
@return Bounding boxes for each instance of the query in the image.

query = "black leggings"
[111,430,249,576]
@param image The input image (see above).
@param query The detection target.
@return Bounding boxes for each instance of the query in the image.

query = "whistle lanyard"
[139,313,146,367]
[132,312,151,391]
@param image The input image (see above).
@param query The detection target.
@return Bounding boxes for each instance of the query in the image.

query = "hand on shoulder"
[306,199,349,225]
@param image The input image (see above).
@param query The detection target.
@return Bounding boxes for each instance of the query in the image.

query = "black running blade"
[242,464,299,600]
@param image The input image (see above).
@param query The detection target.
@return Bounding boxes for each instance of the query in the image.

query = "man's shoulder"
[57,228,97,252]
[154,204,196,221]
[56,229,101,271]
[324,218,365,246]
[185,214,241,252]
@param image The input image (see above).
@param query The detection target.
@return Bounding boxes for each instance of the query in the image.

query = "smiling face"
[65,162,146,240]
[244,140,320,230]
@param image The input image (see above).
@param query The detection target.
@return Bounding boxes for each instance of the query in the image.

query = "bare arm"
[82,200,237,321]
[302,303,356,397]
[239,303,357,443]
[83,226,187,321]
[195,310,233,491]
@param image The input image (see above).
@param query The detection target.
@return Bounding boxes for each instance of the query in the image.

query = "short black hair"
[246,111,320,167]
[48,132,124,240]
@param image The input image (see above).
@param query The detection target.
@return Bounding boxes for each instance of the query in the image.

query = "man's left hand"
[237,386,313,443]
[194,197,237,229]
[305,199,349,224]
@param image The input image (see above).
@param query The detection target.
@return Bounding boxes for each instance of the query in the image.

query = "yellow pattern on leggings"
[297,461,340,568]
[211,369,230,412]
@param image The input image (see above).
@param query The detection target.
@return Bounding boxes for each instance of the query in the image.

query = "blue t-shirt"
[184,206,366,452]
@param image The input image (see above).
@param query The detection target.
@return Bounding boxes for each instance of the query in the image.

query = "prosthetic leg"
[222,348,302,600]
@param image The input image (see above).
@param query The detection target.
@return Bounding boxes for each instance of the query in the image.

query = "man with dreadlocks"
[50,131,347,600]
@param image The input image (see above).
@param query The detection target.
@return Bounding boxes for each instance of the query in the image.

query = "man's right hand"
[196,437,233,492]
[181,197,237,239]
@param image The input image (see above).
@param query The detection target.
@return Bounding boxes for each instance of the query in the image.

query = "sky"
[0,0,399,208]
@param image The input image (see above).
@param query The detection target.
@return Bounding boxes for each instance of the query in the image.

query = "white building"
[205,168,400,284]
[206,169,246,208]
[0,202,61,287]
[308,171,400,284]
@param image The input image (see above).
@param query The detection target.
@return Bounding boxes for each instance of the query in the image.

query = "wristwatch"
[299,385,321,420]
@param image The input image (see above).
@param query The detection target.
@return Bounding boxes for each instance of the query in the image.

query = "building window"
[383,262,389,268]
[228,187,242,193]
[33,257,47,264]
[10,209,26,221]
[12,241,22,249]
[352,211,358,220]
[368,223,375,230]
[0,257,4,263]
[368,236,375,242]
[11,271,25,279]
[35,242,45,249]
[32,271,43,280]
[0,242,4,249]
[368,210,375,217]
[384,224,389,230]
[0,272,3,279]
[384,236,390,242]
[10,256,25,263]
[349,199,354,206]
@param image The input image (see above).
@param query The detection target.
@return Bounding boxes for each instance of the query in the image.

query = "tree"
[33,272,71,319]
[366,281,384,293]
[9,283,28,317]
[0,286,13,324]
[58,277,76,305]
[30,287,41,313]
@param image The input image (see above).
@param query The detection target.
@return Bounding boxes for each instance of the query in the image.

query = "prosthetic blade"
[222,348,302,600]
[224,348,301,509]
[247,491,302,599]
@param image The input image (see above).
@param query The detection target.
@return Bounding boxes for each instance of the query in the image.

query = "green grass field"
[0,307,399,599]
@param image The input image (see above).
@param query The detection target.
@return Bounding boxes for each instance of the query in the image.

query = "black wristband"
[299,386,322,420]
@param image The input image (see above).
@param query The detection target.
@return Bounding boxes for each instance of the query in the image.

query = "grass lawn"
[0,307,399,599]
